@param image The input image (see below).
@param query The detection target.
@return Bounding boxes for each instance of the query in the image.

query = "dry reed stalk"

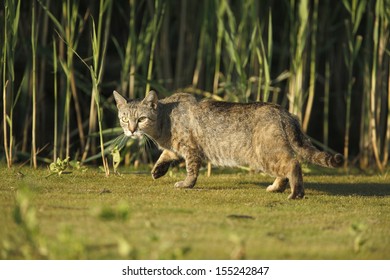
[342,0,365,169]
[31,0,38,168]
[302,0,318,132]
[52,38,58,161]
[145,0,165,95]
[288,0,309,122]
[323,60,330,148]
[368,0,383,171]
[2,81,10,167]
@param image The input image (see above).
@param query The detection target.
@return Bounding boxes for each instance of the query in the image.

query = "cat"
[113,90,343,199]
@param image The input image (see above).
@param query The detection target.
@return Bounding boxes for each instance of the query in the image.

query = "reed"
[342,0,366,169]
[213,0,224,95]
[359,2,373,169]
[254,10,272,102]
[288,0,309,121]
[323,60,330,148]
[368,0,387,171]
[1,0,389,171]
[384,64,390,166]
[88,0,113,175]
[353,0,389,171]
[2,0,21,168]
[63,0,74,159]
[302,0,318,132]
[31,0,38,168]
[145,0,165,95]
[115,0,136,98]
[377,0,389,168]
[192,3,208,88]
[2,5,8,167]
[52,38,58,161]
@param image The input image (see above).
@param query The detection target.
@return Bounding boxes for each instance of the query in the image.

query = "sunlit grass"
[1,166,389,259]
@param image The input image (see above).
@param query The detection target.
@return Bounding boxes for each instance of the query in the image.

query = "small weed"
[117,237,138,259]
[111,146,121,174]
[69,160,88,173]
[47,157,87,177]
[2,183,88,259]
[2,184,48,259]
[349,222,368,253]
[1,170,389,259]
[47,157,70,177]
[93,201,130,222]
[229,234,246,260]
[52,225,86,259]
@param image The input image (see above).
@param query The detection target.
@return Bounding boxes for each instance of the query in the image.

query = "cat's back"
[160,92,198,105]
[185,99,289,167]
[197,99,286,120]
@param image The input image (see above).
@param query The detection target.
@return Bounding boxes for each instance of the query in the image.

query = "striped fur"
[114,90,343,199]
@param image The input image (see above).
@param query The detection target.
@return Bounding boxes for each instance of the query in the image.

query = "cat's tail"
[296,144,343,168]
[283,115,343,168]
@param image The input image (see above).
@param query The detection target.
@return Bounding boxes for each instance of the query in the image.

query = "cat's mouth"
[124,130,143,139]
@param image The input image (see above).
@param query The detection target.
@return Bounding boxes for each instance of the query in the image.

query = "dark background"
[1,0,389,170]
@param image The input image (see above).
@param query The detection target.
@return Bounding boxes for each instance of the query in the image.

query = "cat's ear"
[142,90,158,110]
[113,90,127,109]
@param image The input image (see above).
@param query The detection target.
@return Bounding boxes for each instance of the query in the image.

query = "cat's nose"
[128,122,137,133]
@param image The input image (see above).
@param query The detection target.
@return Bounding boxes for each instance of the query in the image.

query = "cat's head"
[113,90,158,138]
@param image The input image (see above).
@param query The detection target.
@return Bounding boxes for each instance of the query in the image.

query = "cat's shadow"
[249,181,390,197]
[168,177,390,197]
[304,182,390,197]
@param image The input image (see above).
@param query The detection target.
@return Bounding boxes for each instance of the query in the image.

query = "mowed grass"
[0,166,389,260]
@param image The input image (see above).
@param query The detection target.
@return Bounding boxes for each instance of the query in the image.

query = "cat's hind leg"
[266,177,288,193]
[266,155,304,199]
[286,160,304,199]
[152,149,180,179]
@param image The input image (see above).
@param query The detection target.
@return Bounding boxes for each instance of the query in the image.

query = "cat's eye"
[138,116,148,123]
[121,116,129,123]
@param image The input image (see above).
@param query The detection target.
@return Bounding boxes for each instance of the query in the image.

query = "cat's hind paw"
[287,190,305,199]
[174,181,195,189]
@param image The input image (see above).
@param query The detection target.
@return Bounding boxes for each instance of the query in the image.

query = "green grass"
[1,166,389,260]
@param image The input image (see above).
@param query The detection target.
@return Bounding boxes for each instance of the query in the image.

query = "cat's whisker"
[105,133,130,153]
[140,134,154,156]
[141,137,148,153]
[143,133,158,148]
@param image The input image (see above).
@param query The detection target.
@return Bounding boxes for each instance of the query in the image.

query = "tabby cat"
[113,90,343,199]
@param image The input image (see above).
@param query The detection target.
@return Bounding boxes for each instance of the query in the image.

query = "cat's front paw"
[266,184,285,193]
[151,162,170,179]
[174,181,195,189]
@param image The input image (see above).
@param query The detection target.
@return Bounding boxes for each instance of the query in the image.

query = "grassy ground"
[1,165,389,260]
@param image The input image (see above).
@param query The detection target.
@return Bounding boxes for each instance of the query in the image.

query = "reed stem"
[213,0,224,95]
[323,60,330,148]
[2,7,10,168]
[2,1,389,171]
[31,0,38,168]
[368,0,383,171]
[302,0,318,132]
[52,38,58,161]
[342,0,365,169]
[145,0,165,95]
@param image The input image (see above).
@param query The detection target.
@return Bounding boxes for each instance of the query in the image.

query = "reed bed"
[0,0,389,171]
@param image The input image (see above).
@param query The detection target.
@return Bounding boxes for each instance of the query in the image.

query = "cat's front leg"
[174,150,201,189]
[152,149,180,179]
